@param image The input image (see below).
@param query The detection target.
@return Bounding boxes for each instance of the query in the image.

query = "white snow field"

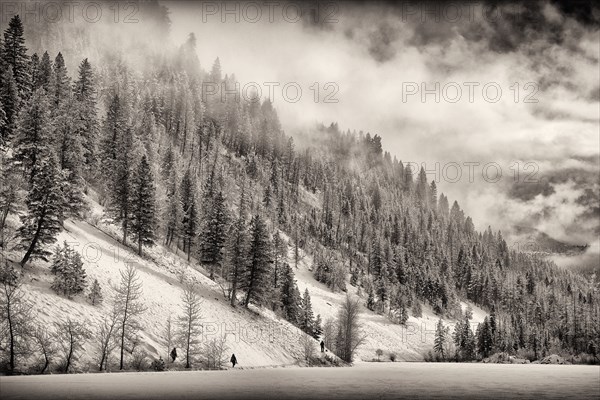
[2,363,599,400]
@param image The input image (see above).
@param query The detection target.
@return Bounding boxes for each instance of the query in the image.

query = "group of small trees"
[0,262,90,373]
[0,259,147,373]
[431,309,499,362]
[50,242,87,298]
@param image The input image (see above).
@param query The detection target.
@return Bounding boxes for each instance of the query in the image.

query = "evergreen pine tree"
[52,52,70,110]
[180,169,198,261]
[164,165,182,248]
[55,96,86,219]
[18,151,65,266]
[280,264,301,322]
[225,180,248,307]
[130,155,157,256]
[37,51,53,92]
[366,284,375,311]
[50,241,87,298]
[0,67,19,145]
[243,215,272,308]
[434,319,448,360]
[3,15,29,98]
[299,288,315,335]
[13,89,53,181]
[110,127,134,244]
[88,278,103,306]
[73,58,98,171]
[198,189,228,278]
[477,316,493,358]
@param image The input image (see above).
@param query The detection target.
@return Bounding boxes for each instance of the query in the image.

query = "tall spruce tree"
[130,155,157,256]
[14,89,53,182]
[55,96,86,219]
[434,319,448,360]
[243,214,272,308]
[0,67,19,145]
[108,126,134,244]
[180,169,198,261]
[198,189,228,278]
[3,15,29,99]
[18,151,64,266]
[299,288,315,335]
[164,164,182,248]
[280,264,301,323]
[225,183,248,306]
[37,52,53,92]
[73,58,98,171]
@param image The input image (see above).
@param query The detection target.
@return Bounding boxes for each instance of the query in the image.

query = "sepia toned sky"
[166,1,599,269]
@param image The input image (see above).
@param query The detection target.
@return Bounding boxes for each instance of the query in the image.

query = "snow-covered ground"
[2,363,599,400]
[17,217,309,370]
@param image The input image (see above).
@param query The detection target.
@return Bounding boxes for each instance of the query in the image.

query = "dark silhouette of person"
[320,340,325,352]
[170,347,177,362]
[230,353,237,368]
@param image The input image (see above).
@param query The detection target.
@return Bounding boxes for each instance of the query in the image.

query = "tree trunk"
[0,206,9,231]
[41,354,49,374]
[138,236,142,256]
[66,342,73,373]
[7,297,15,372]
[230,268,237,307]
[122,219,128,245]
[21,214,45,267]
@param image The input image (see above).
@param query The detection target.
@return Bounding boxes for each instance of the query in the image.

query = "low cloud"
[150,1,600,270]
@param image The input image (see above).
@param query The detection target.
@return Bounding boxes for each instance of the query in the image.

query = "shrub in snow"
[151,357,166,371]
[130,349,149,371]
[200,337,229,370]
[87,279,103,305]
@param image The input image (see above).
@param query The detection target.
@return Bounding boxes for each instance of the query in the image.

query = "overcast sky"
[165,1,599,269]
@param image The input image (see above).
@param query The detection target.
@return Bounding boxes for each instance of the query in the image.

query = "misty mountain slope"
[17,213,311,370]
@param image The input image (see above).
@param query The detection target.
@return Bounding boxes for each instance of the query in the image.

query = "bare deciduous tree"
[200,336,228,370]
[0,263,32,373]
[177,283,203,368]
[32,326,57,374]
[164,316,173,361]
[54,318,90,373]
[300,333,317,364]
[96,307,119,371]
[322,317,337,350]
[114,265,146,370]
[334,295,366,363]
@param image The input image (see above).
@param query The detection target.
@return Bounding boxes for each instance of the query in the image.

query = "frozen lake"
[1,363,599,400]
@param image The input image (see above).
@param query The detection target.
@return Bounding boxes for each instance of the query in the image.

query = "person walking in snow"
[230,353,237,368]
[320,340,325,353]
[170,347,177,362]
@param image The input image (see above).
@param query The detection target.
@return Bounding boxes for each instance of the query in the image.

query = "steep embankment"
[18,216,309,370]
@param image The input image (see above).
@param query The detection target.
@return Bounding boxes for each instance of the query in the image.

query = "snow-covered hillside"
[16,214,311,370]
[13,194,486,370]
